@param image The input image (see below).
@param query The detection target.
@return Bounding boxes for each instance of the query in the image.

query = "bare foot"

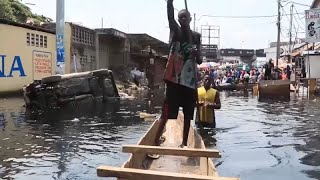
[147,154,160,159]
[154,136,166,146]
[179,143,187,148]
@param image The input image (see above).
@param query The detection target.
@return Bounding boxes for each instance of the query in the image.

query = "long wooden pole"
[184,0,201,122]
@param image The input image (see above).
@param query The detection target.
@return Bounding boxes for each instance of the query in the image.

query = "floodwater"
[0,90,320,180]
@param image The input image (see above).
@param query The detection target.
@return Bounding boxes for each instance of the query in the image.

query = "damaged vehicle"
[23,69,120,111]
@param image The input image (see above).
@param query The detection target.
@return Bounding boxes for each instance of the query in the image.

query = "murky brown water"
[0,90,320,180]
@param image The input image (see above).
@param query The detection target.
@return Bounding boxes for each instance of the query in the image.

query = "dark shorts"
[163,81,196,120]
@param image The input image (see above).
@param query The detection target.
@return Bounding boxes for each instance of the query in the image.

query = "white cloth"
[131,68,145,79]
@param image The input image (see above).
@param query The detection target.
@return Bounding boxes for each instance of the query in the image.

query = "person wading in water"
[154,0,202,148]
[197,75,221,128]
[264,59,274,80]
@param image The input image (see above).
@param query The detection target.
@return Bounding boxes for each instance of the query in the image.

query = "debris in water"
[3,158,15,162]
[45,139,54,142]
[2,138,9,141]
[71,118,80,122]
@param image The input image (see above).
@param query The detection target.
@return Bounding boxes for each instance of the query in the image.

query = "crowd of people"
[198,59,294,87]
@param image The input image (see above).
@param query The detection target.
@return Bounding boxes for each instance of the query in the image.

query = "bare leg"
[154,100,169,146]
[154,117,168,146]
[181,118,191,146]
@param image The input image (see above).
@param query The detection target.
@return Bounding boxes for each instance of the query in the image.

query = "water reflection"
[203,92,320,180]
[1,91,320,180]
[0,94,159,180]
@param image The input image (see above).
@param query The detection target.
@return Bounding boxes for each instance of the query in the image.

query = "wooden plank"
[122,145,221,158]
[97,166,239,180]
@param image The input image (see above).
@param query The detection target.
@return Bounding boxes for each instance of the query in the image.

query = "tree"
[0,0,52,23]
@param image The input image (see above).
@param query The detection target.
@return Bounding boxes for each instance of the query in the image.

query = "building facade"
[0,19,168,94]
[71,24,97,72]
[0,20,58,94]
[95,28,130,71]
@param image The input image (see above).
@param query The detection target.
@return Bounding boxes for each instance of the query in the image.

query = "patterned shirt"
[164,31,201,89]
[164,1,202,89]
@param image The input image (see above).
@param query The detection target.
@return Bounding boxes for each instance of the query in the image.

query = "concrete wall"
[41,22,72,74]
[64,23,72,74]
[0,24,56,93]
[70,24,96,73]
[97,36,130,70]
[306,55,320,78]
[0,23,71,94]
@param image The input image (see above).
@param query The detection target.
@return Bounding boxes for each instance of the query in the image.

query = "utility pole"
[102,17,104,28]
[201,25,220,48]
[208,26,211,46]
[276,0,281,67]
[56,0,65,75]
[193,13,196,32]
[200,25,220,62]
[288,4,294,63]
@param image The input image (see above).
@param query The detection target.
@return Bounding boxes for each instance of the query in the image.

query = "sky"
[22,0,313,49]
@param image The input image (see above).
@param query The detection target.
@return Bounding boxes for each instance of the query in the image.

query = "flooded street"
[1,91,320,180]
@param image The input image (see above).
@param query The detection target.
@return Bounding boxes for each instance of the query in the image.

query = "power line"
[293,4,305,28]
[291,1,310,7]
[164,0,304,20]
[281,1,310,7]
[293,15,304,31]
[280,4,298,33]
[199,12,303,19]
[281,30,287,40]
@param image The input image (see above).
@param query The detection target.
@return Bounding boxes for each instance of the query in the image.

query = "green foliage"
[0,0,52,23]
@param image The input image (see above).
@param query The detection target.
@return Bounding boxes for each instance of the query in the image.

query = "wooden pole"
[276,0,281,67]
[194,13,196,32]
[184,0,188,11]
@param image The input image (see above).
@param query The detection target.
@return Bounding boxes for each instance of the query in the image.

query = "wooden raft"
[97,114,239,180]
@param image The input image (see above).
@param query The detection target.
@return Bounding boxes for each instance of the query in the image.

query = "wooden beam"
[97,166,239,180]
[122,145,221,158]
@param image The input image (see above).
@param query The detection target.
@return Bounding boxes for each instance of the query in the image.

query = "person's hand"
[205,102,215,107]
[191,47,199,59]
[198,101,204,106]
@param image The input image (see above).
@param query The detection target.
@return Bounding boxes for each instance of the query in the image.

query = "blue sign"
[57,48,65,63]
[56,34,65,75]
[0,55,26,78]
[56,35,65,63]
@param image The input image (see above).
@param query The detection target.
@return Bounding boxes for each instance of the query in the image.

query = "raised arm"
[167,0,179,31]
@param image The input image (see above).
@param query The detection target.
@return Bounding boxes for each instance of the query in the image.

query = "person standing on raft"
[154,0,202,148]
